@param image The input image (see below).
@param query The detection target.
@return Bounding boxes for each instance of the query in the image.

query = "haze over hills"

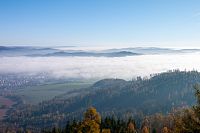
[1,46,200,80]
[1,46,200,57]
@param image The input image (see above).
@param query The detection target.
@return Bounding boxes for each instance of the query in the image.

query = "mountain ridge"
[1,46,200,57]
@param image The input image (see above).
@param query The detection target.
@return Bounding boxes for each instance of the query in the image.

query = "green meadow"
[15,81,93,104]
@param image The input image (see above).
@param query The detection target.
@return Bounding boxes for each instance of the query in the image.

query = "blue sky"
[0,0,200,47]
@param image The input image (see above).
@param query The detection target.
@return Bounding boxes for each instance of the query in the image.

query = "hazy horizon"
[2,45,200,50]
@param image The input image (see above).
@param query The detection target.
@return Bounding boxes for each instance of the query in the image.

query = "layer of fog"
[0,53,200,80]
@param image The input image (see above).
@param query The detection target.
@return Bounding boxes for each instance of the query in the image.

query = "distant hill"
[104,47,200,54]
[6,70,200,128]
[41,51,140,57]
[0,46,58,56]
[1,46,200,57]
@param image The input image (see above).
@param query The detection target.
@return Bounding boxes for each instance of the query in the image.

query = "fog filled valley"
[1,46,200,79]
[1,46,200,132]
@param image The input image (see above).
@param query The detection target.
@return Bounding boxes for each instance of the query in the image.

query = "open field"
[0,96,15,120]
[15,81,93,104]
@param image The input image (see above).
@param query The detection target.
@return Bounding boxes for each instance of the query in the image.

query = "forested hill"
[62,70,199,114]
[6,70,200,128]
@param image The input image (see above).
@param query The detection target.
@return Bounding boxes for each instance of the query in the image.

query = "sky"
[0,0,200,48]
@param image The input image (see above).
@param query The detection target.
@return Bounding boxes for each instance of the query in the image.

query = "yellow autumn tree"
[141,126,149,133]
[81,107,101,133]
[102,129,111,133]
[162,126,169,133]
[127,121,136,133]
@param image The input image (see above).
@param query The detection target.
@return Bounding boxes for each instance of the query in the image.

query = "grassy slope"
[15,81,93,104]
